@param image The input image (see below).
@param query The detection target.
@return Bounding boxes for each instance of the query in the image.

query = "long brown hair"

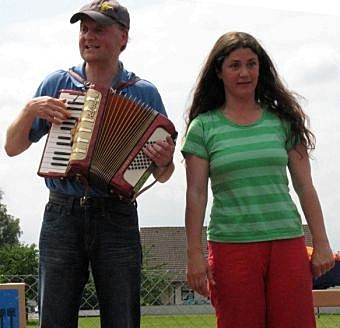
[185,31,315,151]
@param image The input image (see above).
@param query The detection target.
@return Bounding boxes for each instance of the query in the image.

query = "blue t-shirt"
[30,62,167,196]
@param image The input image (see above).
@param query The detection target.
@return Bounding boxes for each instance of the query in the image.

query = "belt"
[48,191,124,208]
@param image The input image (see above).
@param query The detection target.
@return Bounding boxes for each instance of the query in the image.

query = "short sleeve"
[181,117,209,160]
[281,119,297,151]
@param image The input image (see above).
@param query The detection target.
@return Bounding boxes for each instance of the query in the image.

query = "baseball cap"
[70,0,130,29]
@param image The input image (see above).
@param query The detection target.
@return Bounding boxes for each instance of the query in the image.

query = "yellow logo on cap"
[99,2,113,12]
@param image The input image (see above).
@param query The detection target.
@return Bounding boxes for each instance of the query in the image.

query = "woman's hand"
[186,250,215,297]
[311,244,335,278]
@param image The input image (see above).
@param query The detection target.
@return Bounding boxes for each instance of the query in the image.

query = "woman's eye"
[229,63,240,70]
[247,61,257,68]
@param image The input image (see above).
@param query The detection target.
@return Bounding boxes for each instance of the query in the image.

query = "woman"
[181,31,334,328]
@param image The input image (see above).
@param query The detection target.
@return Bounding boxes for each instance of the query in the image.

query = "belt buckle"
[80,196,88,207]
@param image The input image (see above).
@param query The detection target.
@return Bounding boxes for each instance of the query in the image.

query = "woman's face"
[218,47,259,100]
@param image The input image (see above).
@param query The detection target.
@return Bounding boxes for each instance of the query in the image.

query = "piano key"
[39,90,86,177]
[51,162,68,167]
[54,151,71,156]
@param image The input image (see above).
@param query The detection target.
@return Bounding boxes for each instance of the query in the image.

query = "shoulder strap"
[68,68,91,88]
[68,68,140,91]
[113,77,141,91]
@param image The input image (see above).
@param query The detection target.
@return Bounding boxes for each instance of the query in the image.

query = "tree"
[0,243,39,301]
[0,244,38,276]
[0,190,22,246]
[0,190,39,301]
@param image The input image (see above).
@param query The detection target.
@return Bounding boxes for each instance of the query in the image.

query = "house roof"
[140,226,199,274]
[140,225,313,276]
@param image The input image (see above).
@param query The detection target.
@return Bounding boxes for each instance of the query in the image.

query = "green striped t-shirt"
[181,108,303,243]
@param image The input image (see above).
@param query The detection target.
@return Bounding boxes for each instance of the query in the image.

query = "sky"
[1,0,340,250]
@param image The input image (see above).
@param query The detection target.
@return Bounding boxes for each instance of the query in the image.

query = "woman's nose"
[239,65,250,77]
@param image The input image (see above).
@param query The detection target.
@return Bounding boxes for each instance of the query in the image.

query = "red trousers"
[208,237,315,328]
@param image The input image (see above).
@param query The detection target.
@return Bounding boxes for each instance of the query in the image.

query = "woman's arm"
[184,154,215,297]
[288,144,335,277]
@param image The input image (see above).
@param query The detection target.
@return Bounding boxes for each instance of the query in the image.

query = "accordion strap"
[131,163,173,202]
[68,68,141,91]
[114,77,141,91]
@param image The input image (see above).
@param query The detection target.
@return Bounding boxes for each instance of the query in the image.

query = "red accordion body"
[38,85,177,199]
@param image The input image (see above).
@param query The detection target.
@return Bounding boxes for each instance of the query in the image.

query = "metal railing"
[0,272,339,327]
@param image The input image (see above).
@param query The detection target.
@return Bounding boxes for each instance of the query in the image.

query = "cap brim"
[70,11,114,25]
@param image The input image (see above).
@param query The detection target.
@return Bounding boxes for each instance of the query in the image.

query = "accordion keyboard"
[38,91,84,176]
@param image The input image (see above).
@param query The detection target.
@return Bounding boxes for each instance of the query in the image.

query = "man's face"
[79,16,128,64]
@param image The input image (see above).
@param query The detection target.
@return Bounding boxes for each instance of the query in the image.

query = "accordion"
[38,85,177,199]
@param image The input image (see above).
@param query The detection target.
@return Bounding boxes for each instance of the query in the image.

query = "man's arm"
[5,96,70,156]
[5,104,35,156]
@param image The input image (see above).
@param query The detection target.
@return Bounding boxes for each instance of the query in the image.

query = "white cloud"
[284,46,340,85]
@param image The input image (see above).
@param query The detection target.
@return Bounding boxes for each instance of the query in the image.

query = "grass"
[27,314,340,327]
[141,314,216,327]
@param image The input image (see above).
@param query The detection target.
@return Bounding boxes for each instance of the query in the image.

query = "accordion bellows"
[38,84,177,199]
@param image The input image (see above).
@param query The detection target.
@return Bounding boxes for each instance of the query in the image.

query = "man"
[5,1,175,327]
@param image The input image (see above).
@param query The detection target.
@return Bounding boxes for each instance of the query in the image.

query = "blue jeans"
[38,192,142,328]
